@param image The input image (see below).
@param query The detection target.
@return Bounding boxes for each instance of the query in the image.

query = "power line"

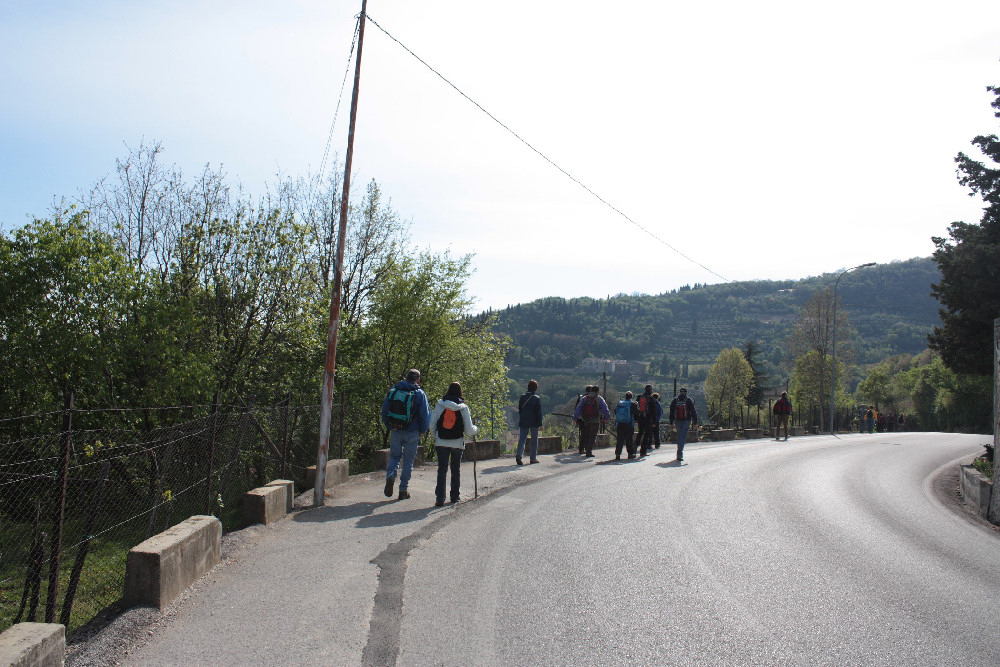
[363,14,750,293]
[317,16,362,182]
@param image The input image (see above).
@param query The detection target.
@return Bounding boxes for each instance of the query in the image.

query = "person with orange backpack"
[429,382,479,507]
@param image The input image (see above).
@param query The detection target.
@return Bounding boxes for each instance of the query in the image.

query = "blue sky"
[2,0,999,310]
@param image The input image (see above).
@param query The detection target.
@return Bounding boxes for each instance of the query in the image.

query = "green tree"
[929,85,1000,376]
[856,366,891,411]
[742,340,769,406]
[705,347,753,427]
[337,251,510,455]
[0,211,136,415]
[788,288,853,428]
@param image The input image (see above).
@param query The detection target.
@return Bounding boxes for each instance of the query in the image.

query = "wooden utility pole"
[315,0,368,506]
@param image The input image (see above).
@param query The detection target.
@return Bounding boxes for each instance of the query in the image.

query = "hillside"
[490,257,940,376]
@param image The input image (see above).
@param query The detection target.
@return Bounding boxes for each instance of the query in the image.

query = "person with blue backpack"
[381,369,431,500]
[614,391,638,460]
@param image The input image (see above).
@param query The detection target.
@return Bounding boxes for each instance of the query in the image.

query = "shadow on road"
[480,464,522,475]
[654,460,685,468]
[293,497,434,527]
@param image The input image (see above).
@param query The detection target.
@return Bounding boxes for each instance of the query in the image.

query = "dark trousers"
[435,446,463,502]
[651,421,661,448]
[580,419,600,455]
[636,416,653,454]
[615,422,635,458]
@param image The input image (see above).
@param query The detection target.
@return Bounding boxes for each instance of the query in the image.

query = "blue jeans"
[436,446,463,502]
[517,426,539,461]
[386,429,420,491]
[675,420,691,459]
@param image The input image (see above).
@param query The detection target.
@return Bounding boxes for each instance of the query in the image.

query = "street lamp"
[830,262,876,434]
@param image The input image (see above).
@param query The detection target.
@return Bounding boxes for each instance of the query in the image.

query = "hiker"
[614,391,637,459]
[429,382,478,506]
[668,387,698,463]
[773,391,792,441]
[635,384,655,457]
[574,387,588,454]
[865,406,875,433]
[651,392,663,449]
[516,379,543,465]
[381,369,431,500]
[573,385,609,458]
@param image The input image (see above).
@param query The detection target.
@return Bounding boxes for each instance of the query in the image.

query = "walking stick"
[471,433,478,498]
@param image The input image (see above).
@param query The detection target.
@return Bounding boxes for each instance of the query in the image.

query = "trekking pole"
[471,433,478,499]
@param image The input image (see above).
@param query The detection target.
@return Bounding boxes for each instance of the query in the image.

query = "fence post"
[204,391,220,515]
[61,459,110,626]
[990,319,1000,523]
[45,389,73,623]
[282,393,291,480]
[338,389,345,460]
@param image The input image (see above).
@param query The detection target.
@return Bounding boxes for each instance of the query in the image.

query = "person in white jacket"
[429,382,478,506]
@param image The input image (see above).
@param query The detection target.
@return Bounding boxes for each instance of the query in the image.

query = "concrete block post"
[0,623,65,667]
[124,515,222,609]
[990,319,1000,524]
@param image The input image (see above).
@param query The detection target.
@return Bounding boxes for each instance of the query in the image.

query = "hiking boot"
[435,499,445,507]
[384,477,395,497]
[516,457,523,466]
[398,490,410,500]
[529,459,540,464]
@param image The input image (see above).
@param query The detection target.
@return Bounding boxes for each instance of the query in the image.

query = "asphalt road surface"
[393,433,998,665]
[112,432,998,666]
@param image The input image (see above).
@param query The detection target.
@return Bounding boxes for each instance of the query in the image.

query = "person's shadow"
[293,499,435,526]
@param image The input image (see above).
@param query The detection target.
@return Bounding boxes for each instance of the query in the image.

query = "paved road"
[104,432,997,666]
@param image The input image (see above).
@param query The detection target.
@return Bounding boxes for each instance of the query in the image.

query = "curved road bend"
[395,432,998,665]
[118,432,997,665]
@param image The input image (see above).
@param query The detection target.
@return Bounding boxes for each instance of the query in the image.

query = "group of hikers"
[378,372,703,506]
[570,384,699,463]
[858,406,906,433]
[377,371,815,506]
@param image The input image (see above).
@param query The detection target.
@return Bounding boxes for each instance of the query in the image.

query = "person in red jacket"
[773,391,792,441]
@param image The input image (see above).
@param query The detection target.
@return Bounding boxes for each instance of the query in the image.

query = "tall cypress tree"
[929,85,1000,376]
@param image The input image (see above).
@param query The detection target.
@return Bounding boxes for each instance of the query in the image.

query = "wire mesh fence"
[0,393,328,634]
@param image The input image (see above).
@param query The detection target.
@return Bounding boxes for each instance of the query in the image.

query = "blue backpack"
[615,400,633,424]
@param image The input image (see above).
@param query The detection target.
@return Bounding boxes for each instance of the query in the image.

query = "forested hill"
[489,257,940,373]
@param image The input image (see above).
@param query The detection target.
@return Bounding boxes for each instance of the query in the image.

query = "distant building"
[580,358,629,373]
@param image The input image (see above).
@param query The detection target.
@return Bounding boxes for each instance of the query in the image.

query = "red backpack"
[675,398,688,421]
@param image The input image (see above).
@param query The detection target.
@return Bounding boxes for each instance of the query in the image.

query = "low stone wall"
[244,484,288,526]
[305,459,350,490]
[373,447,425,470]
[959,464,993,519]
[0,622,64,667]
[710,429,737,441]
[124,515,222,609]
[536,436,563,454]
[462,440,501,460]
[742,428,765,439]
[595,433,611,449]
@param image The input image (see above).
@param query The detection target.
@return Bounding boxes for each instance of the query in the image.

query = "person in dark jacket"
[651,392,663,449]
[380,369,431,500]
[668,387,698,463]
[516,379,543,465]
[635,384,655,457]
[773,391,792,441]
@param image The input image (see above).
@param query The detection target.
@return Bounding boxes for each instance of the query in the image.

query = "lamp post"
[830,262,875,434]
